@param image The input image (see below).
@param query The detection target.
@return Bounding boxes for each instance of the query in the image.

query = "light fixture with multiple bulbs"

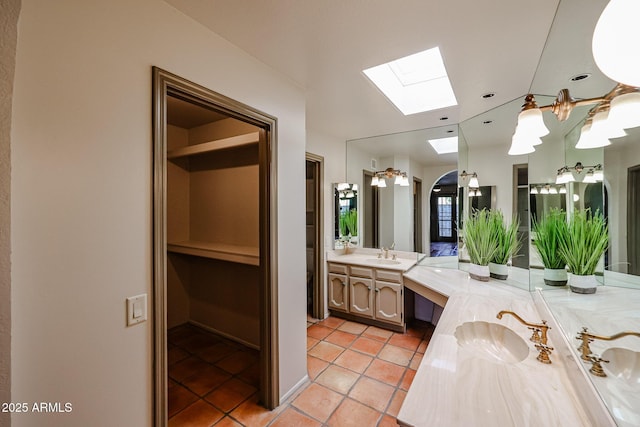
[370,168,409,187]
[555,162,603,184]
[509,0,640,156]
[531,184,566,195]
[459,170,481,197]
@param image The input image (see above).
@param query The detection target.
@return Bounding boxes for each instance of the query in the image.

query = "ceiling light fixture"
[363,47,458,115]
[370,167,409,187]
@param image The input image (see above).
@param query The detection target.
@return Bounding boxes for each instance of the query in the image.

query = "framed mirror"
[333,183,358,248]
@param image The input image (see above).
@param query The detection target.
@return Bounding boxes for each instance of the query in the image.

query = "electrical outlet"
[126,294,147,326]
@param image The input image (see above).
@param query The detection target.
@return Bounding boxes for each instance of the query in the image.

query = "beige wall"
[11,0,307,425]
[1,1,21,425]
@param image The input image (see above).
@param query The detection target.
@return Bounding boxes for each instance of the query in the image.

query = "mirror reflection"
[346,126,458,260]
[458,99,530,290]
[333,183,358,249]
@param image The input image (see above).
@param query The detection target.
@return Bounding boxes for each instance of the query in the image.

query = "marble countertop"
[542,286,640,427]
[326,249,419,272]
[398,266,610,427]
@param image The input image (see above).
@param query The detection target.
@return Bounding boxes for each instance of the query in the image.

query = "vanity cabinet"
[328,273,348,312]
[328,262,404,330]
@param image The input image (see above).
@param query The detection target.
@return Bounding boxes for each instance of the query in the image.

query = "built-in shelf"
[167,131,260,159]
[167,241,259,266]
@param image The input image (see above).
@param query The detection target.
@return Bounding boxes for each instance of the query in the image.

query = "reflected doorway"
[429,171,458,257]
[413,178,423,253]
[363,171,380,248]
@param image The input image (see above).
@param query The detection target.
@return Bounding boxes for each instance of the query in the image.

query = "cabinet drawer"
[375,269,403,283]
[349,265,374,278]
[328,263,348,275]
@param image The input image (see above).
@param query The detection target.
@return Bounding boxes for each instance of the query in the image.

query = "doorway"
[305,154,324,320]
[429,171,458,257]
[152,67,279,425]
[413,178,423,253]
[513,164,529,269]
[363,171,380,248]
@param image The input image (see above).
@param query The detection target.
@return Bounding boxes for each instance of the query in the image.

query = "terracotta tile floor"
[168,317,433,426]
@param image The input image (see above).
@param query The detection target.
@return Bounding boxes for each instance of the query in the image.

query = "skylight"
[363,47,457,115]
[428,136,458,154]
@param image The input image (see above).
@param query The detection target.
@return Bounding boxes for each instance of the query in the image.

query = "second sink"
[602,347,640,384]
[454,321,529,364]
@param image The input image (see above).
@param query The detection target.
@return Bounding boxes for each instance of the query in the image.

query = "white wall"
[11,1,307,426]
[468,144,526,218]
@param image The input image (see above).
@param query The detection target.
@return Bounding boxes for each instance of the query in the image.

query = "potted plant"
[488,211,521,280]
[557,209,608,294]
[464,209,499,281]
[532,208,569,286]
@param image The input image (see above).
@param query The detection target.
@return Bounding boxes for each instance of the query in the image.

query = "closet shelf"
[167,131,260,159]
[167,241,259,266]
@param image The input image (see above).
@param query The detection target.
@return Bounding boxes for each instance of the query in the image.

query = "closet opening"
[305,154,324,321]
[152,68,278,426]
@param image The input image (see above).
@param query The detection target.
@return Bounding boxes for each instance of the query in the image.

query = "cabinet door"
[328,273,348,312]
[375,280,402,325]
[349,277,374,318]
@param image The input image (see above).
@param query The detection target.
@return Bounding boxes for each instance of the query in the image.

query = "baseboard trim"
[188,320,260,350]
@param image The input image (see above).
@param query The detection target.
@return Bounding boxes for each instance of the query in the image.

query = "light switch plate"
[126,294,147,326]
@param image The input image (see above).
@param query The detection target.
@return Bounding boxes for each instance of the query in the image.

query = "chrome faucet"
[496,311,549,345]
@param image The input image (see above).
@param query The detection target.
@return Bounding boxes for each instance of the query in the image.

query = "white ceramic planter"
[568,273,599,294]
[489,262,509,280]
[469,263,490,282]
[543,268,568,286]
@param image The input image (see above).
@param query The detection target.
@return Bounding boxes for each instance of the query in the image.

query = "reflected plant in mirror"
[334,183,358,252]
[558,209,609,294]
[489,211,522,280]
[531,208,569,286]
[464,209,498,282]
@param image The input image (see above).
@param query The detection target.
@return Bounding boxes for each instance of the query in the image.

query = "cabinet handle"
[375,288,380,292]
[367,286,372,290]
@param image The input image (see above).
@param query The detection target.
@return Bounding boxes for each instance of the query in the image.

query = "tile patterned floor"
[168,317,433,426]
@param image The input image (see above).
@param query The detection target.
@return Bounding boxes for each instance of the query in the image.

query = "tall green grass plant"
[532,208,568,269]
[465,209,499,266]
[558,209,608,276]
[490,210,521,265]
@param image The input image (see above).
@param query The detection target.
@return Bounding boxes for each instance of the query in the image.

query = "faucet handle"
[588,354,609,377]
[528,327,542,344]
[535,343,554,364]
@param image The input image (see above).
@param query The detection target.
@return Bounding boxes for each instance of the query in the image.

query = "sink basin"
[454,321,529,364]
[602,347,640,384]
[365,258,401,265]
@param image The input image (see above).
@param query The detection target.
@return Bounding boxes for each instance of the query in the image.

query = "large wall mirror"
[522,0,640,424]
[345,125,458,262]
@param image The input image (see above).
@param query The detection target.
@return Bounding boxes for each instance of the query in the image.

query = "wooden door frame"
[305,153,324,319]
[152,67,279,425]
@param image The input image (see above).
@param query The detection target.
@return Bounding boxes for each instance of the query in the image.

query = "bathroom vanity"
[326,250,419,332]
[397,266,616,427]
